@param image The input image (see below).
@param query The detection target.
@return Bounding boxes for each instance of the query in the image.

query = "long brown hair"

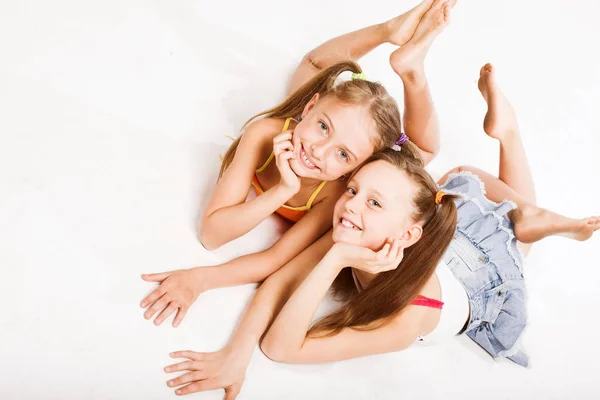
[309,149,459,336]
[219,60,406,178]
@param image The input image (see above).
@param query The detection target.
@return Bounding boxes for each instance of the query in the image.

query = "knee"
[452,165,475,174]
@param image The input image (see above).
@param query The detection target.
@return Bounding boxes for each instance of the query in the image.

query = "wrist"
[191,266,216,292]
[275,182,299,198]
[226,337,256,360]
[378,21,393,44]
[322,247,347,273]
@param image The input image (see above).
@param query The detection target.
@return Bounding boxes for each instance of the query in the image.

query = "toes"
[432,0,447,10]
[442,3,451,20]
[480,63,493,76]
[418,0,436,11]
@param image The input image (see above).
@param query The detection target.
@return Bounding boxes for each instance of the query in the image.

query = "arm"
[260,247,421,364]
[141,195,339,327]
[287,23,388,95]
[208,192,339,286]
[163,233,334,397]
[200,119,297,250]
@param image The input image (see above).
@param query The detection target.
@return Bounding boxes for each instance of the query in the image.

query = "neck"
[299,176,323,188]
[352,268,379,291]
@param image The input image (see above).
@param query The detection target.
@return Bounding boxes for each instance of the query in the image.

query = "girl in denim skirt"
[162,63,599,397]
[258,65,599,368]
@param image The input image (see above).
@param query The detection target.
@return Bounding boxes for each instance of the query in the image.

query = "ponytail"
[309,150,459,336]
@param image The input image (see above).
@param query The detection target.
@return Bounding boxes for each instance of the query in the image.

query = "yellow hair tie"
[435,191,446,205]
[351,72,367,81]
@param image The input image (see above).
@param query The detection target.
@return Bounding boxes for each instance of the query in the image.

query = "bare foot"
[384,0,436,46]
[478,63,519,141]
[512,205,600,243]
[389,0,452,79]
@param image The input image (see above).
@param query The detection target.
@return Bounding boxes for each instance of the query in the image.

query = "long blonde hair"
[309,149,459,336]
[219,60,406,178]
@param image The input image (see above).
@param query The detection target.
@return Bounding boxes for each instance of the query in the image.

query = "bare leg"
[286,0,437,94]
[389,0,454,164]
[478,64,537,204]
[438,166,600,244]
[288,0,434,93]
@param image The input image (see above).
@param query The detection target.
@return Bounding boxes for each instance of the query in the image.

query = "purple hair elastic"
[392,133,409,151]
[396,133,409,146]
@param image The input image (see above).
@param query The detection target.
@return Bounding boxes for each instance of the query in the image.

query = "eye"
[346,187,357,196]
[368,199,382,208]
[339,149,349,161]
[319,121,329,135]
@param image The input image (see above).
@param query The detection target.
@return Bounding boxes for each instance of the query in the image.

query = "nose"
[344,193,361,215]
[310,139,331,160]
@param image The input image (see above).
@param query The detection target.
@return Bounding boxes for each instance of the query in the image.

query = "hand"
[272,130,301,193]
[330,238,404,274]
[164,347,249,399]
[140,268,209,327]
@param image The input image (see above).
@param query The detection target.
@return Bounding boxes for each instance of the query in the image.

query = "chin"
[289,158,310,178]
[332,228,360,245]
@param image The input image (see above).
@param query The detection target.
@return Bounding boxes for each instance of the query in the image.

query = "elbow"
[198,219,223,251]
[260,337,292,363]
[429,142,441,158]
[302,53,322,71]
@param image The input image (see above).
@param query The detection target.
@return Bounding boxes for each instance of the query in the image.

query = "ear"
[397,224,423,249]
[301,93,320,119]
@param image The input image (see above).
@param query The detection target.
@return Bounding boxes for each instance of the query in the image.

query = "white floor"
[2,0,600,399]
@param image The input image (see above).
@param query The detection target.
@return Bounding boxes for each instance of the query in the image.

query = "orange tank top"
[251,118,327,223]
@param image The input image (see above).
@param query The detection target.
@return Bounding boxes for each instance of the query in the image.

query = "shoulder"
[312,178,347,206]
[237,118,289,161]
[243,117,289,140]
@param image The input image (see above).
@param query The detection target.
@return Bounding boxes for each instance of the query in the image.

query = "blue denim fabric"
[439,172,529,367]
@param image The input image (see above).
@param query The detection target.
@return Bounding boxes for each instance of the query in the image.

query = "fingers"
[170,351,205,361]
[174,379,220,396]
[394,240,405,261]
[144,294,169,320]
[154,303,179,326]
[372,238,403,272]
[164,360,195,373]
[273,131,295,157]
[382,239,404,271]
[225,384,242,400]
[172,306,189,328]
[376,242,392,261]
[273,131,293,144]
[141,271,172,282]
[167,369,207,389]
[273,141,294,157]
[276,151,296,168]
[140,286,165,309]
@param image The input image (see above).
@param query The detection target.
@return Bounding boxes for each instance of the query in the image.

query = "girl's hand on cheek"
[273,130,301,194]
[330,238,404,274]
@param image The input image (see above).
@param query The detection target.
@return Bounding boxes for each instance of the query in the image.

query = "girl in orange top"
[141,0,456,328]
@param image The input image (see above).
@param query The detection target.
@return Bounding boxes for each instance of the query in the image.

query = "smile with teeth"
[339,217,361,230]
[300,147,318,170]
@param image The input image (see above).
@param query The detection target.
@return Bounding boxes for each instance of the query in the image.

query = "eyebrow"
[323,112,335,133]
[349,180,386,201]
[372,189,385,201]
[324,111,358,161]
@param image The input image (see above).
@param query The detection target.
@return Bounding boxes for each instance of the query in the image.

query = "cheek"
[361,215,395,249]
[295,121,318,141]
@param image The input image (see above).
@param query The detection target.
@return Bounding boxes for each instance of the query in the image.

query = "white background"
[1,0,599,399]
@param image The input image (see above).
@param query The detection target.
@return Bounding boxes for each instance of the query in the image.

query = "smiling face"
[289,94,378,181]
[332,160,423,251]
